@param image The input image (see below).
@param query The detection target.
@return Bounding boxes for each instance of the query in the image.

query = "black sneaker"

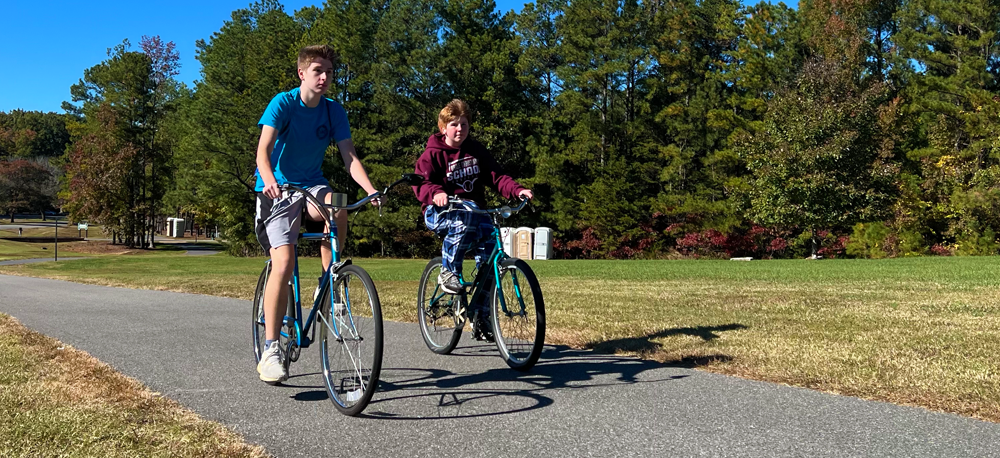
[471,315,495,343]
[438,269,462,294]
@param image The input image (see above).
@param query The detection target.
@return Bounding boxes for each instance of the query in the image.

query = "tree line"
[2,0,999,258]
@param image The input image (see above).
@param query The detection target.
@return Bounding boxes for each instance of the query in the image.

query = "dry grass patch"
[60,241,139,255]
[540,277,1000,422]
[0,314,270,458]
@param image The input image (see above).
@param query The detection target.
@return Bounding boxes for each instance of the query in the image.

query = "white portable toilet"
[515,227,534,260]
[500,227,514,256]
[166,218,176,237]
[534,227,553,260]
[171,218,185,238]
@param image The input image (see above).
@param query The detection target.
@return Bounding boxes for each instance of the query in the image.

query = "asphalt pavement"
[1,274,998,457]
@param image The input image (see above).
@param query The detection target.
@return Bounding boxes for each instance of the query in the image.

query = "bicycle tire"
[251,261,270,363]
[491,258,545,371]
[282,285,299,373]
[318,264,383,416]
[417,257,463,354]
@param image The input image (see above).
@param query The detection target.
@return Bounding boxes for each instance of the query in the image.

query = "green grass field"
[2,254,1000,422]
[0,223,102,239]
[0,239,94,262]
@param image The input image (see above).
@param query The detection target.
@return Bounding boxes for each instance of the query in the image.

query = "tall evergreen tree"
[895,0,1000,250]
[648,0,761,236]
[171,1,303,255]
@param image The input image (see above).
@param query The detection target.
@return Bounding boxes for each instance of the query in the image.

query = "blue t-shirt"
[254,88,352,191]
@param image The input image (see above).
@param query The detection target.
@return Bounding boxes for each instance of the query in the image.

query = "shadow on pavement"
[273,334,738,419]
[358,344,718,420]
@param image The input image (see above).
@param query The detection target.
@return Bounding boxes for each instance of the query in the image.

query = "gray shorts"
[255,185,332,252]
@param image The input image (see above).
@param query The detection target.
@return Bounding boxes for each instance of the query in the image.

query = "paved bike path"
[1,275,998,457]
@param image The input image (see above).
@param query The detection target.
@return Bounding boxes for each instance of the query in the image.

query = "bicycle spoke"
[319,265,382,415]
[417,258,464,354]
[493,259,545,371]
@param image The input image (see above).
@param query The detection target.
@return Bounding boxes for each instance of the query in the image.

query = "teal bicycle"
[252,174,423,416]
[416,197,546,371]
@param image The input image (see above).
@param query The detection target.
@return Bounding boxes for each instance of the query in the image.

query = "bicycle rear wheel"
[318,264,383,416]
[251,261,270,363]
[491,258,545,371]
[417,257,464,354]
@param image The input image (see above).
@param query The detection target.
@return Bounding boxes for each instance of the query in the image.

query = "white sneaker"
[313,276,323,302]
[257,341,287,384]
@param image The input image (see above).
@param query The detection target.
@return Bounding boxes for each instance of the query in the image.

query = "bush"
[955,228,999,256]
[788,229,846,258]
[892,228,927,257]
[846,222,891,258]
[675,226,799,259]
[555,227,603,259]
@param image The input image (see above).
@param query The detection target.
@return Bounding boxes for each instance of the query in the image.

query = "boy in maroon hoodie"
[414,99,533,339]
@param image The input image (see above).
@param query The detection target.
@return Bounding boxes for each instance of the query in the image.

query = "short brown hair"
[437,99,472,131]
[297,45,338,69]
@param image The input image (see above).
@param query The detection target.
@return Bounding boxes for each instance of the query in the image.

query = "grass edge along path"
[0,313,271,458]
[2,255,1000,424]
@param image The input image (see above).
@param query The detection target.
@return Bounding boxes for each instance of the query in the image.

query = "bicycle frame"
[274,187,382,350]
[429,200,532,322]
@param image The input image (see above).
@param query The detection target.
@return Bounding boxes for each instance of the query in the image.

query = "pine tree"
[896,0,1000,250]
[171,0,303,255]
[63,38,179,248]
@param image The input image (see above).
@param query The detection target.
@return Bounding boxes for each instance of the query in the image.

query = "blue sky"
[1,0,792,114]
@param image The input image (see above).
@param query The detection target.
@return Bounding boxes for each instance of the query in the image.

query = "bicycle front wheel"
[251,261,270,363]
[491,258,545,371]
[318,264,383,416]
[417,257,463,354]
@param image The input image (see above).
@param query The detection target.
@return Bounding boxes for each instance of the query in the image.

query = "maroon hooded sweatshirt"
[413,132,526,210]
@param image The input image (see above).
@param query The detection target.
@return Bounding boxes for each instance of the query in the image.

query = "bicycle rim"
[417,258,463,354]
[319,265,383,416]
[251,262,270,363]
[492,259,545,371]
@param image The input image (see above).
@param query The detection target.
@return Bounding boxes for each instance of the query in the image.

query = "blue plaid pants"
[424,203,496,278]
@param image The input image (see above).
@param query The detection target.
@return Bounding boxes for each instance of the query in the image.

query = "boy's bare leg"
[306,193,348,272]
[265,244,295,341]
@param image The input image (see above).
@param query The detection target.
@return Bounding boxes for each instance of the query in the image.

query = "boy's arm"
[483,153,530,200]
[414,151,447,206]
[336,138,379,197]
[256,125,280,199]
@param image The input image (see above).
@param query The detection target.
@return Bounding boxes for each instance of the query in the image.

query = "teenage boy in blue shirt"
[254,45,379,384]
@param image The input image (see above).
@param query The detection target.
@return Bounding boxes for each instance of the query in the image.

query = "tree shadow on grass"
[587,323,749,360]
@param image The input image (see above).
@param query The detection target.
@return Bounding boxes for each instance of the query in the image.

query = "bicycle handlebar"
[278,173,424,219]
[444,196,531,219]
